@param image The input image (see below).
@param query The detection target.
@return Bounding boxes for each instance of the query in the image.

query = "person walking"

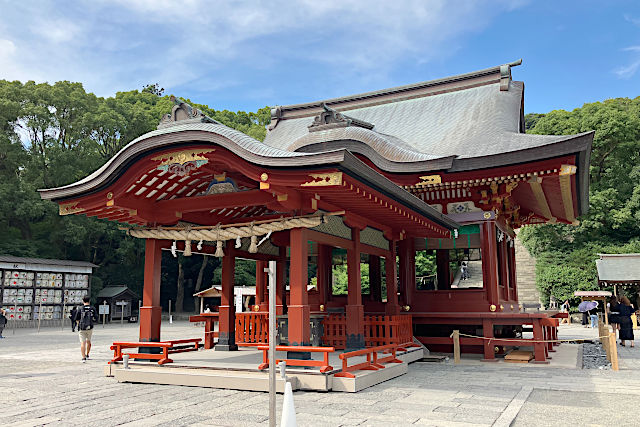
[74,296,98,362]
[0,305,7,338]
[618,296,636,348]
[69,306,78,332]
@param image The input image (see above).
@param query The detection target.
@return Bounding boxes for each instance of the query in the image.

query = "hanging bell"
[249,235,258,253]
[214,241,225,257]
[184,240,192,256]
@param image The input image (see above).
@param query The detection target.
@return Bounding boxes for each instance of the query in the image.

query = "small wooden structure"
[194,285,256,314]
[574,290,612,325]
[96,285,139,322]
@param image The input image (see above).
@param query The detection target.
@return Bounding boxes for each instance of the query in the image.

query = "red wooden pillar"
[140,239,162,342]
[216,241,237,351]
[498,238,509,301]
[256,260,268,311]
[316,244,331,310]
[398,238,415,307]
[480,222,499,308]
[532,320,548,363]
[289,228,310,354]
[509,241,518,303]
[276,246,286,315]
[385,240,400,315]
[436,250,450,290]
[346,228,365,350]
[481,318,497,361]
[369,255,382,302]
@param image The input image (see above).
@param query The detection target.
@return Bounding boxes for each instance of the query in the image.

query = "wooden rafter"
[559,164,577,223]
[527,176,554,221]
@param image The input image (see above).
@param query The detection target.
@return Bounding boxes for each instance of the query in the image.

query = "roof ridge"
[271,59,522,115]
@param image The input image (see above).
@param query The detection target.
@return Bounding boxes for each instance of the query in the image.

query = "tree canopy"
[521,96,640,306]
[0,79,269,310]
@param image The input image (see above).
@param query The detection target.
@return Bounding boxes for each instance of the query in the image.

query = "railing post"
[453,330,461,364]
[609,331,619,371]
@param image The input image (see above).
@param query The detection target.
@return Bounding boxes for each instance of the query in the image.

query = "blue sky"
[0,0,638,114]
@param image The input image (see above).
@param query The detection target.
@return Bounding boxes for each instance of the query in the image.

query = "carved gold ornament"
[301,172,343,187]
[415,175,442,186]
[152,149,215,176]
[59,202,85,216]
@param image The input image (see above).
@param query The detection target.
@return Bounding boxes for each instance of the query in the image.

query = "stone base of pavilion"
[104,345,425,393]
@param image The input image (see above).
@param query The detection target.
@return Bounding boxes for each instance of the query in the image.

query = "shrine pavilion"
[39,60,593,368]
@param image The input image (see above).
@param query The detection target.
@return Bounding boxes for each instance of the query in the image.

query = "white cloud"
[0,0,529,102]
[624,14,640,27]
[614,59,640,79]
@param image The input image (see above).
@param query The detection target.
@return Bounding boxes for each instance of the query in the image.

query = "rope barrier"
[449,332,612,344]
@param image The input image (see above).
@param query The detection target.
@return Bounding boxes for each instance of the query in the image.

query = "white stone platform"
[105,344,425,392]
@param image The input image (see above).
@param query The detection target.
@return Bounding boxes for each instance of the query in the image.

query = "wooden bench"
[334,344,403,378]
[257,345,334,373]
[109,338,201,365]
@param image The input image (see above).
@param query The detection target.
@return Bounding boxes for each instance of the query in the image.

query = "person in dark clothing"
[73,296,98,362]
[69,306,78,332]
[0,305,7,338]
[618,296,636,347]
[608,296,620,336]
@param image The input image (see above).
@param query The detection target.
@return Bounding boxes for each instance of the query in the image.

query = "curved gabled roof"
[37,119,460,232]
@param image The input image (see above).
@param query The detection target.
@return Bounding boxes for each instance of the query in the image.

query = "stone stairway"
[515,235,542,308]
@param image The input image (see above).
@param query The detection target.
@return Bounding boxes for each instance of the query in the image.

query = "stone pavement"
[1,321,639,426]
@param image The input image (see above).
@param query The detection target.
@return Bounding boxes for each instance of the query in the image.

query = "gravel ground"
[582,343,611,370]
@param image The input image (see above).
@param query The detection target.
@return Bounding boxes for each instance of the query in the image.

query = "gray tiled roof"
[264,81,582,161]
[596,254,640,283]
[0,255,97,268]
[96,286,138,299]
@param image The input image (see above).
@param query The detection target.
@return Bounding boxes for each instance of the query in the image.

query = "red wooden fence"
[322,314,413,349]
[235,312,268,345]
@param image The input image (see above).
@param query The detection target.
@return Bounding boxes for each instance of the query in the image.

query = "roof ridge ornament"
[308,103,374,132]
[158,95,221,129]
[499,59,521,91]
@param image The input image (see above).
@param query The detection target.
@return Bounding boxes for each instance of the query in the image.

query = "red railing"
[236,312,269,345]
[322,314,347,348]
[334,343,403,378]
[109,338,201,365]
[322,314,413,349]
[257,345,335,373]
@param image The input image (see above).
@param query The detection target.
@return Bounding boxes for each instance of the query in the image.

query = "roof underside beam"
[559,164,577,224]
[527,176,554,222]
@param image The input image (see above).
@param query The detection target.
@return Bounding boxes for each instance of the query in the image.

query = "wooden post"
[508,240,518,302]
[276,247,286,315]
[317,244,331,309]
[399,238,415,307]
[256,260,268,311]
[481,318,496,361]
[216,241,237,351]
[609,331,619,371]
[385,240,400,315]
[346,227,364,350]
[140,239,163,342]
[480,222,500,307]
[452,330,461,364]
[435,250,451,290]
[369,255,382,302]
[288,228,310,356]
